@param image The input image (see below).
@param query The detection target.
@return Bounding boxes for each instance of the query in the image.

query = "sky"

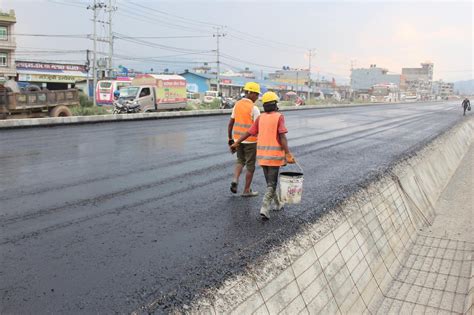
[1,0,473,83]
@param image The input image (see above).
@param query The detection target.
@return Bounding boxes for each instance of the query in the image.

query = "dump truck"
[118,74,187,112]
[0,86,80,119]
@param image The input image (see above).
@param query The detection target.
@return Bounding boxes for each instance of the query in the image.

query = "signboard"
[187,83,199,93]
[220,79,232,84]
[162,80,186,87]
[16,61,87,72]
[18,73,85,83]
[157,82,187,103]
[132,75,187,103]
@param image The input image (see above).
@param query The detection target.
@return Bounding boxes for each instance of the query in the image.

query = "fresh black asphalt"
[0,102,465,313]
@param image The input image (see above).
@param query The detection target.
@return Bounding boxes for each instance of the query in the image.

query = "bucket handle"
[295,160,304,172]
[285,160,303,172]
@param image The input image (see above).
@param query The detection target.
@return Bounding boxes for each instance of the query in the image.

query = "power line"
[226,33,306,54]
[46,0,85,9]
[117,2,212,34]
[220,53,282,70]
[114,32,210,54]
[129,1,222,28]
[226,26,308,52]
[116,35,212,39]
[12,33,90,38]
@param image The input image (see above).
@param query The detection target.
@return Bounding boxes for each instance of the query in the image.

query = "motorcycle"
[112,99,141,114]
[220,97,236,109]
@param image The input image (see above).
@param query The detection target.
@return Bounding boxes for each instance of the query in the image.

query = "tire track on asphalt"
[0,110,433,202]
[0,111,440,244]
[0,111,432,223]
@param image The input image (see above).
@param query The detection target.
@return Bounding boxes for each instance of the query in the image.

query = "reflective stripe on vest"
[234,122,252,128]
[233,99,257,142]
[256,112,285,167]
[256,155,285,161]
[257,145,282,151]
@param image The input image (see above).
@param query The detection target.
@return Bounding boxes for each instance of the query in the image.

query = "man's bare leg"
[243,169,255,193]
[231,163,244,193]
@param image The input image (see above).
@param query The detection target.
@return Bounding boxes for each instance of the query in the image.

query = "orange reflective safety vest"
[257,112,286,166]
[233,98,257,143]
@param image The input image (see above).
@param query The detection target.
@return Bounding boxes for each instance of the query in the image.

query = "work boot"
[273,193,284,211]
[260,187,274,220]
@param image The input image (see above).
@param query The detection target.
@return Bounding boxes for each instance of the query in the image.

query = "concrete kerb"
[155,118,474,315]
[0,101,429,129]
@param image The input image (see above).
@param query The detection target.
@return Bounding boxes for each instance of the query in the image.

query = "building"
[16,61,88,90]
[268,68,310,85]
[180,70,322,99]
[432,80,454,99]
[180,71,212,93]
[350,65,401,92]
[401,62,433,88]
[221,67,256,79]
[0,9,16,82]
[401,62,434,99]
[193,63,212,74]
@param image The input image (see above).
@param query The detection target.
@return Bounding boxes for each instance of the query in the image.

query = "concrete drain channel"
[165,119,473,315]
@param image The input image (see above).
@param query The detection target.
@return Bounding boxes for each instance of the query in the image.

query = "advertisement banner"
[156,84,187,103]
[16,61,87,72]
[18,73,85,83]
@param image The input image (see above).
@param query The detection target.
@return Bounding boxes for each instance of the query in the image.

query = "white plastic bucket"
[279,171,304,204]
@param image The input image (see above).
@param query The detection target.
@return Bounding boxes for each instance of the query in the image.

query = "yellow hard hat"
[243,82,261,94]
[262,91,279,104]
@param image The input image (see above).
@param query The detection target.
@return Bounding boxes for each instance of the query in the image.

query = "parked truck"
[117,74,187,112]
[0,86,80,119]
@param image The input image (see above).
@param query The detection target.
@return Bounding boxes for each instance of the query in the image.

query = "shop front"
[16,61,88,91]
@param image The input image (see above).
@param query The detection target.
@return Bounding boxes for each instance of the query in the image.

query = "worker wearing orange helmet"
[228,82,261,197]
[231,91,296,220]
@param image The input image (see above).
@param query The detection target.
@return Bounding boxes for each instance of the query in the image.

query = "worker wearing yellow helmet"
[231,91,296,220]
[228,82,261,197]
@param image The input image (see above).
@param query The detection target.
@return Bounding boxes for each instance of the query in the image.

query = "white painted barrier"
[0,101,429,129]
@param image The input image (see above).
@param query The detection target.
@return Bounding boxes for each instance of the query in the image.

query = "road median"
[0,101,419,129]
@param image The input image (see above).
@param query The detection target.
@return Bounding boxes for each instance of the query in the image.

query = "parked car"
[203,90,220,104]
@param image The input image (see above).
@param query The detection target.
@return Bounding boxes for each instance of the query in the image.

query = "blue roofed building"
[180,70,333,100]
[180,71,212,93]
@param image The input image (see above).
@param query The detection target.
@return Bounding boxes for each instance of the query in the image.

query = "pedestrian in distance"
[228,82,262,197]
[462,98,471,116]
[231,91,296,220]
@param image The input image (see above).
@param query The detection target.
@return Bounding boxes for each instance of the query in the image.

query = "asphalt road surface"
[0,102,465,313]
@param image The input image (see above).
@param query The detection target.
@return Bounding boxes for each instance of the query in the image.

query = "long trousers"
[262,166,280,189]
[260,166,282,214]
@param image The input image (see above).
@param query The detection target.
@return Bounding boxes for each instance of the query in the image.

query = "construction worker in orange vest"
[231,91,296,220]
[227,82,261,197]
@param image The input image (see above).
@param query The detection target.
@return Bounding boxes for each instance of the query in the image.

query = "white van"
[203,90,220,104]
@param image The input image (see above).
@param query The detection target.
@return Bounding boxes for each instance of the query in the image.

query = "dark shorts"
[236,143,257,172]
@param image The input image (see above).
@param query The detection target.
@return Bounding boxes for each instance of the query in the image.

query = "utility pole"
[350,59,356,99]
[307,49,316,101]
[213,27,225,95]
[86,49,91,98]
[296,70,299,96]
[87,1,107,106]
[107,0,117,78]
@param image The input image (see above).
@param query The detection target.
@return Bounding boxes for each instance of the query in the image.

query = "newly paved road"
[0,102,465,313]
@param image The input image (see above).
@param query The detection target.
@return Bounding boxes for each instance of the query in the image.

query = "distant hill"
[454,79,474,95]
